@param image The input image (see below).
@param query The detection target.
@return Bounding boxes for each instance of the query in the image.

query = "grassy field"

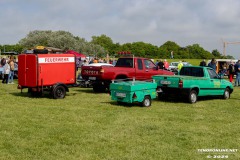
[155,59,203,66]
[0,79,239,160]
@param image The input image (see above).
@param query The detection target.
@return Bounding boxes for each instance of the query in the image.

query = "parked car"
[168,62,192,73]
[81,57,174,92]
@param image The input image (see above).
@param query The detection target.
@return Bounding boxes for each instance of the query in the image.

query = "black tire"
[142,96,151,107]
[223,88,230,99]
[52,85,66,99]
[188,90,197,103]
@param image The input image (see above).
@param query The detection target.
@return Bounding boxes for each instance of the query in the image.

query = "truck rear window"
[180,67,204,77]
[115,58,134,67]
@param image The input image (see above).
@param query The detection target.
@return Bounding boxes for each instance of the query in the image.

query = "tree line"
[0,30,234,59]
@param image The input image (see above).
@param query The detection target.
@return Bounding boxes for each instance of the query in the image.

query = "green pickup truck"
[152,66,234,103]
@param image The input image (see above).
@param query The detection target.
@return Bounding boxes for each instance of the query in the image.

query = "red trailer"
[18,54,76,99]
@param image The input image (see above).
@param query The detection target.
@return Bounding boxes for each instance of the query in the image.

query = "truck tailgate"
[153,75,181,88]
[81,66,102,80]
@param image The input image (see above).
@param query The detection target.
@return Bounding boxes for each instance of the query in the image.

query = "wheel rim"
[144,99,150,106]
[56,87,64,98]
[224,91,229,99]
[191,93,197,103]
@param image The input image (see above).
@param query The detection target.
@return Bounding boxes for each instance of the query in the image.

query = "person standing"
[163,59,169,70]
[208,58,217,71]
[2,59,10,84]
[227,61,235,83]
[8,56,15,84]
[199,59,206,66]
[170,51,174,59]
[157,59,164,69]
[234,60,240,86]
[177,61,183,73]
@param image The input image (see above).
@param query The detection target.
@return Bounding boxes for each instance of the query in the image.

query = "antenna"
[221,39,240,56]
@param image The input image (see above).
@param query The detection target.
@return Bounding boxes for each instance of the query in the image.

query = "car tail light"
[179,79,183,88]
[132,93,137,99]
[100,68,104,74]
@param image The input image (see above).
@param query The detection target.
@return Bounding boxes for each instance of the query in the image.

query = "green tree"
[212,49,222,58]
[19,30,52,48]
[91,34,114,55]
[48,31,77,51]
[18,30,106,56]
[225,55,235,59]
[186,44,213,59]
[159,41,180,58]
[0,44,24,54]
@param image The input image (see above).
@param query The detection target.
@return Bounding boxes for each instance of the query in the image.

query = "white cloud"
[0,0,240,58]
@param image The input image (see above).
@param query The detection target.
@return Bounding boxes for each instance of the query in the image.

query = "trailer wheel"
[223,88,230,99]
[52,85,66,99]
[142,96,151,107]
[188,90,197,103]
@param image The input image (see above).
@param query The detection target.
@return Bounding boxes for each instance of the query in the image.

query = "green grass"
[0,80,240,160]
[155,59,203,66]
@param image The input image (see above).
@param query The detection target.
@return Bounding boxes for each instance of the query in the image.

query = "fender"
[52,83,69,92]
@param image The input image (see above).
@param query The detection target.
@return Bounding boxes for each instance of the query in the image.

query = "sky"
[0,0,240,59]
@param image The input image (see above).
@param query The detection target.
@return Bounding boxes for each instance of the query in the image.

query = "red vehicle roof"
[65,50,86,58]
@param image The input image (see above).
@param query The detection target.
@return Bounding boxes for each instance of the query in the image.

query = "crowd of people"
[200,58,240,86]
[76,57,117,69]
[0,55,16,84]
[155,59,169,70]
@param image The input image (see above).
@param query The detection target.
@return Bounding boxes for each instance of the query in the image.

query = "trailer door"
[18,54,37,87]
[26,55,38,87]
[18,54,27,86]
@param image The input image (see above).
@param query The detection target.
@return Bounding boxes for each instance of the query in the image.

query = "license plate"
[160,80,171,85]
[116,92,126,98]
[89,77,96,80]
